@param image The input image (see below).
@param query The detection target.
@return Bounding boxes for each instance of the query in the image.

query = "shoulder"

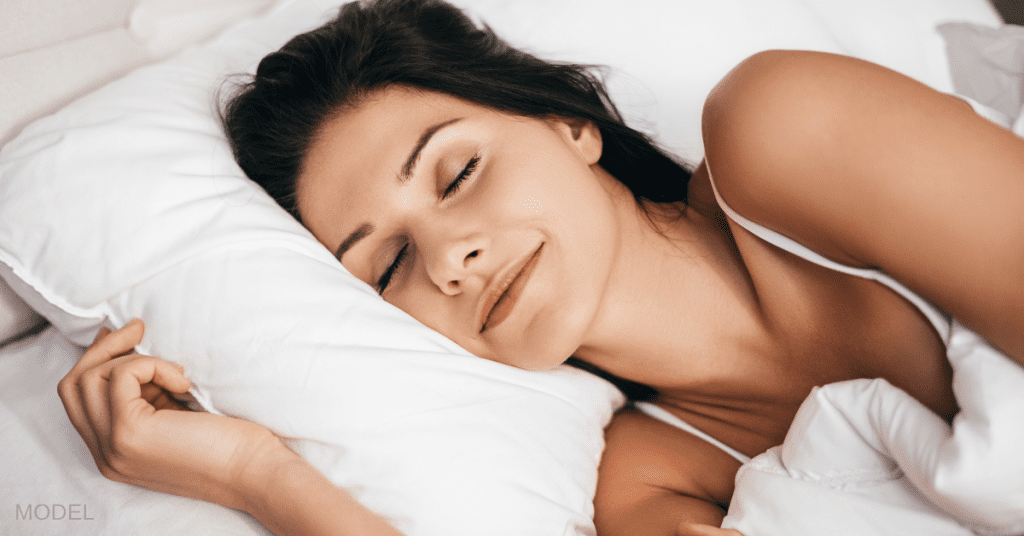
[699,50,1024,361]
[701,49,858,156]
[699,49,980,265]
[594,408,741,534]
[699,49,966,148]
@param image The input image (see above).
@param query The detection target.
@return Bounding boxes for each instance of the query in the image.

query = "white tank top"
[636,167,955,466]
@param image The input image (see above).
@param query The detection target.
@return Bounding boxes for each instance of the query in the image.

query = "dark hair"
[220,0,680,401]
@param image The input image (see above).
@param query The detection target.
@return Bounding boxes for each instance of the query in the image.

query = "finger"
[57,373,108,472]
[79,354,191,467]
[678,523,744,536]
[140,382,191,411]
[59,331,119,468]
[82,354,187,415]
[154,392,191,411]
[108,356,192,429]
[58,321,147,478]
[78,354,162,457]
[77,356,144,462]
[104,357,191,473]
[92,326,112,345]
[73,319,145,374]
[140,382,163,404]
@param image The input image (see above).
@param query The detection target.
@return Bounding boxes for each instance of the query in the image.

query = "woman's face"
[297,86,624,369]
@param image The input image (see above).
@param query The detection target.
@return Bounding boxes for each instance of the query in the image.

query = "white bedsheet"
[0,326,270,535]
[722,319,1024,536]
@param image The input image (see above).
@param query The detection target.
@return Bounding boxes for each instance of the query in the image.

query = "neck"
[572,164,770,389]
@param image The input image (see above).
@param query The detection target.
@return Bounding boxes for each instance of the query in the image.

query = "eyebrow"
[334,222,374,261]
[333,117,465,262]
[399,117,464,182]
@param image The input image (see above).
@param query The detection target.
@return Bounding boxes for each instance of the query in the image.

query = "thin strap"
[707,176,952,345]
[635,402,752,464]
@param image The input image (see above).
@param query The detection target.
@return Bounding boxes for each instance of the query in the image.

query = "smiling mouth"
[479,244,544,333]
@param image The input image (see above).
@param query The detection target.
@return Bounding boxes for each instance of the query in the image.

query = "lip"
[477,243,544,333]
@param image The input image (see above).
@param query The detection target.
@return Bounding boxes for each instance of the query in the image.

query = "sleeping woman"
[57,0,1024,534]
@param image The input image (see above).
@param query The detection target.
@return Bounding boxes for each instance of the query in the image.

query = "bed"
[1,1,1021,535]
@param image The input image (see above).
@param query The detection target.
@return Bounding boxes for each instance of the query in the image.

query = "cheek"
[486,167,617,366]
[387,281,500,363]
[520,195,544,215]
[386,285,450,335]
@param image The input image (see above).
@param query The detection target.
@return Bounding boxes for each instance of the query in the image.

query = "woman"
[58,0,1024,535]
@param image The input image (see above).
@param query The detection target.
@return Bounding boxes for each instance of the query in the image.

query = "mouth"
[478,243,544,333]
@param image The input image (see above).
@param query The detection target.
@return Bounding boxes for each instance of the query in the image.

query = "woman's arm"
[702,50,1024,364]
[244,456,403,536]
[594,409,743,536]
[58,320,402,536]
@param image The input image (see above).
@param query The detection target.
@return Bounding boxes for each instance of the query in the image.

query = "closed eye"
[441,155,480,201]
[377,243,409,295]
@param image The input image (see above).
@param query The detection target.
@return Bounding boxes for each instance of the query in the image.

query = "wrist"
[233,432,303,514]
[239,449,405,536]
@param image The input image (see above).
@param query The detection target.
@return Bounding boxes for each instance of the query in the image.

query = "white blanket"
[722,319,1024,536]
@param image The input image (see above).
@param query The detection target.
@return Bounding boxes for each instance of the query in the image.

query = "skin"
[297,87,620,370]
[60,50,1024,536]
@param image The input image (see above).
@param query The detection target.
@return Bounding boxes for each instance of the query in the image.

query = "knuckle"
[78,368,101,391]
[56,377,71,399]
[98,463,126,483]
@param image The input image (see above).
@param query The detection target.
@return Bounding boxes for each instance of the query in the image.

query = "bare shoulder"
[700,50,973,264]
[594,408,742,536]
[700,50,1024,362]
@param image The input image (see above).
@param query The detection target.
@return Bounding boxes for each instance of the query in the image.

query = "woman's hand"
[57,319,296,512]
[678,522,745,536]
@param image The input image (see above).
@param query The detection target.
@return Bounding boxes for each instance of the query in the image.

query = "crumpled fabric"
[722,320,1024,536]
[939,21,1024,132]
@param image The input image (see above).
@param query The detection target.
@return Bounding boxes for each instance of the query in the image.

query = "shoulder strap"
[635,402,752,464]
[708,174,952,345]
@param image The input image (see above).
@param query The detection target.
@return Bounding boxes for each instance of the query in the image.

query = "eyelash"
[377,155,479,294]
[377,243,409,295]
[441,155,480,201]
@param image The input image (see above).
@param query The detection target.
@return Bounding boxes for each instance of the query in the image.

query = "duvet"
[722,319,1024,536]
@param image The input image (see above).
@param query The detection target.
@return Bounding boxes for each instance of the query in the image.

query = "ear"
[554,118,602,165]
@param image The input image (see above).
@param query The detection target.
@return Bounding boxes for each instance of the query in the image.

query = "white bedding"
[717,93,1024,536]
[718,93,1024,535]
[0,327,273,535]
[0,1,1015,535]
[722,319,1024,536]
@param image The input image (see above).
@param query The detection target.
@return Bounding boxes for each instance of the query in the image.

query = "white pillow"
[0,1,620,533]
[0,0,999,534]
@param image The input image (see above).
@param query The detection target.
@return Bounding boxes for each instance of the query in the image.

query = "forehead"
[300,87,468,188]
[296,87,477,229]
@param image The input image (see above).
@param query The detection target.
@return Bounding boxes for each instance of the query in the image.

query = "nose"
[425,232,488,296]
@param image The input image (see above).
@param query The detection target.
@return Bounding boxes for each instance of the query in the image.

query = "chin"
[504,319,588,371]
[477,270,599,371]
[499,348,572,371]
